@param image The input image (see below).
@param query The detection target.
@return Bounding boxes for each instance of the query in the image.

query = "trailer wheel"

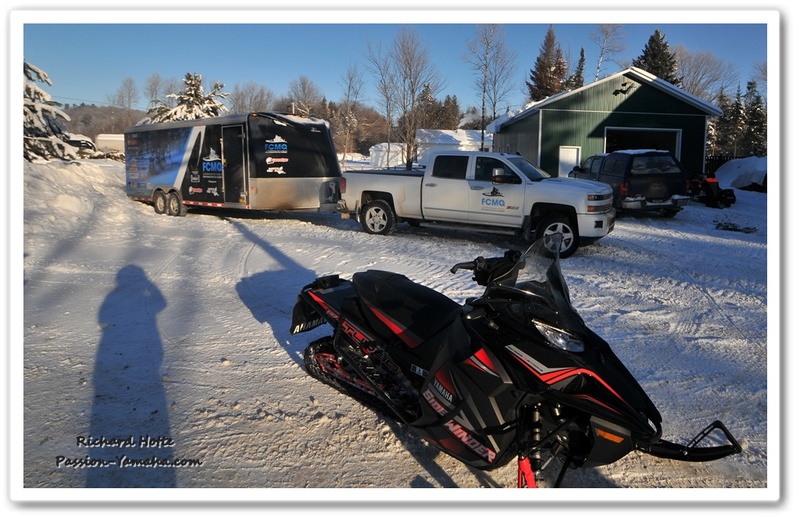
[166,191,187,216]
[535,213,579,258]
[153,190,167,215]
[360,200,397,235]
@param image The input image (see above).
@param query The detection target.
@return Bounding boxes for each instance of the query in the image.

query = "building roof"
[488,67,722,133]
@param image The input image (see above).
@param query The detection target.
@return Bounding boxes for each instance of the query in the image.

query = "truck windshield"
[507,156,551,181]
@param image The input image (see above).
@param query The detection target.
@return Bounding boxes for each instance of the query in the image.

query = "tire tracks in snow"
[610,229,765,353]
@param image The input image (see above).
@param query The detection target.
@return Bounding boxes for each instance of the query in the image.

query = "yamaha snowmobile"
[290,234,741,487]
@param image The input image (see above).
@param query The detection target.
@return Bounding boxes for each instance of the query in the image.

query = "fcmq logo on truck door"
[481,187,506,211]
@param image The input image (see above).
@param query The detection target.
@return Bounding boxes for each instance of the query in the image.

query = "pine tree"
[565,48,586,90]
[441,95,461,130]
[23,61,77,161]
[715,85,746,156]
[706,88,729,155]
[631,30,680,86]
[141,73,229,124]
[526,26,568,102]
[416,83,440,128]
[742,80,767,156]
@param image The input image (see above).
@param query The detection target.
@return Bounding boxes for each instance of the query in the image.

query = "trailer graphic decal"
[201,149,223,177]
[264,135,288,153]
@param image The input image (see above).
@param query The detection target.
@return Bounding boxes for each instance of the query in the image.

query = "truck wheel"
[153,190,167,215]
[166,191,187,216]
[535,214,579,258]
[361,200,397,235]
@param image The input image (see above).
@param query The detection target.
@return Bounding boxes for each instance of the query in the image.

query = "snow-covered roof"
[369,142,406,151]
[489,67,722,133]
[415,129,491,146]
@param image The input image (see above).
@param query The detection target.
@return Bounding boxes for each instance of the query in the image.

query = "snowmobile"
[289,234,742,487]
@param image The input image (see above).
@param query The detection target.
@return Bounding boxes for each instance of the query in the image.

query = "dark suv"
[569,150,689,217]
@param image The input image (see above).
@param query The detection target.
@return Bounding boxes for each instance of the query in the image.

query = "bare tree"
[107,77,140,130]
[162,77,180,109]
[143,73,165,110]
[465,24,517,150]
[288,75,324,116]
[108,77,139,109]
[337,63,365,167]
[365,39,398,168]
[228,82,276,113]
[590,24,626,81]
[674,44,738,103]
[391,27,443,169]
[753,60,768,99]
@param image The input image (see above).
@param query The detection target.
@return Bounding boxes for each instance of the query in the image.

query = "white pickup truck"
[339,151,616,257]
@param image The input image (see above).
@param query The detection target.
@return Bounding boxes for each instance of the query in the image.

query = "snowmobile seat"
[352,270,462,348]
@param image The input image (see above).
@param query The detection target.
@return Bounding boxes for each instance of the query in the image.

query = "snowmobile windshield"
[485,233,586,339]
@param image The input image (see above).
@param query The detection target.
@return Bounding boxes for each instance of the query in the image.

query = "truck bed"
[344,168,424,178]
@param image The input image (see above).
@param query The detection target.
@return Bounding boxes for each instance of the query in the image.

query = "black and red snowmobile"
[290,234,741,487]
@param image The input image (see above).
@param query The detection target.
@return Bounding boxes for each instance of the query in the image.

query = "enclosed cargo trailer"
[124,112,341,216]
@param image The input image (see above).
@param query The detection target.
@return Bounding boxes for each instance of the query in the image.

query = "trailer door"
[222,125,246,204]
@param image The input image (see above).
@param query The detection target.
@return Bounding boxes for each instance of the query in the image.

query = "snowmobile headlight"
[533,321,584,353]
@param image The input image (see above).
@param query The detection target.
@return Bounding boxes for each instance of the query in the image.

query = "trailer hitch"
[639,420,743,462]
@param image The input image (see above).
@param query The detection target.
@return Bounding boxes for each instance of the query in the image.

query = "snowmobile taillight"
[533,320,584,352]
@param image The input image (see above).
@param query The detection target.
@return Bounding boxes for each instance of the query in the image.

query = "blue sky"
[18,9,774,116]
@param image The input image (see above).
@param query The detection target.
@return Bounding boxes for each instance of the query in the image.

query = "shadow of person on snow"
[86,265,176,487]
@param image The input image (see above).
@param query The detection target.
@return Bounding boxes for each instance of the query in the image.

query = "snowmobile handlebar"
[450,257,485,275]
[451,250,523,287]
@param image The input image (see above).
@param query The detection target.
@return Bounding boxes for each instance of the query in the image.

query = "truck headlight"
[533,320,584,352]
[587,194,610,213]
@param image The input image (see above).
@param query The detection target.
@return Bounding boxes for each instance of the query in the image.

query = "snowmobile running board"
[639,420,743,462]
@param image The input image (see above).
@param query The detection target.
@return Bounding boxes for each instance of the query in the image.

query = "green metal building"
[490,67,722,177]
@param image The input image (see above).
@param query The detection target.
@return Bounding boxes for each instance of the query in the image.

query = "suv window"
[602,158,628,176]
[588,157,603,176]
[432,155,468,180]
[630,155,683,175]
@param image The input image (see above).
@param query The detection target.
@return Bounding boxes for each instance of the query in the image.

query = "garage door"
[606,128,681,156]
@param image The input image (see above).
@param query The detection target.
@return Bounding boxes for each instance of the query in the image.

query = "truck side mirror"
[491,167,510,184]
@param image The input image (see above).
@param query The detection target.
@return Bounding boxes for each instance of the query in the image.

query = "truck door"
[420,155,470,222]
[468,156,525,226]
[222,125,246,204]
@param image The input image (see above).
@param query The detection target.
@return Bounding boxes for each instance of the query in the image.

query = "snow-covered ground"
[14,156,775,504]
